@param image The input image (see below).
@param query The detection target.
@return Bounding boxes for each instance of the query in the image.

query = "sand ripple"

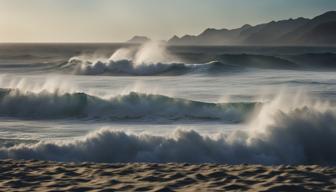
[0,160,335,191]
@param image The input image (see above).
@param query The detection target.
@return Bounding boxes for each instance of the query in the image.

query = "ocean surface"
[0,43,336,165]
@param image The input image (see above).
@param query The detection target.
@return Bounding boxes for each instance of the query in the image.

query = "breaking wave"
[0,92,335,165]
[63,42,240,76]
[0,88,256,122]
[1,105,336,165]
[64,52,336,75]
[65,58,239,76]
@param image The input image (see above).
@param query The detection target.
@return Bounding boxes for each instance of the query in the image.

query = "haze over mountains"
[163,11,336,45]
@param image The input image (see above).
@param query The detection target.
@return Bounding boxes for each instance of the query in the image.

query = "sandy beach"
[0,159,335,191]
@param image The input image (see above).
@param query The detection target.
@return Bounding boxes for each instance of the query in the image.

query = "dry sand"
[0,159,335,191]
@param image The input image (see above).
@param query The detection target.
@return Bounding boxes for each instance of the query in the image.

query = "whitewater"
[1,42,336,165]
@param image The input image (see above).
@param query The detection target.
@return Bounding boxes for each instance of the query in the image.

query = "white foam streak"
[249,90,332,137]
[133,41,177,65]
[0,74,78,95]
[109,48,135,61]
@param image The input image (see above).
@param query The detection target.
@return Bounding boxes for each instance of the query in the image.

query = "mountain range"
[167,11,336,45]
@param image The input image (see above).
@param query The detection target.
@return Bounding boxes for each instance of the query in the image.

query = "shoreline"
[0,159,335,191]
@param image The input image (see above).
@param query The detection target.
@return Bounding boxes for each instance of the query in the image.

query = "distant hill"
[127,36,151,44]
[168,11,336,45]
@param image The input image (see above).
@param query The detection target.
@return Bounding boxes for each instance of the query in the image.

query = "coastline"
[0,159,335,191]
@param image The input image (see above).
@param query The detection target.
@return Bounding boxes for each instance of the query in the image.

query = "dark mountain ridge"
[168,11,336,45]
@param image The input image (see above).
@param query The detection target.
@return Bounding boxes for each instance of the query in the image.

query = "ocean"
[0,43,336,165]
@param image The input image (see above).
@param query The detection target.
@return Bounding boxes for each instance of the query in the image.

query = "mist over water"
[0,44,336,164]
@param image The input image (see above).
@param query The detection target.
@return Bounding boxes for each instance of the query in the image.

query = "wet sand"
[0,159,335,191]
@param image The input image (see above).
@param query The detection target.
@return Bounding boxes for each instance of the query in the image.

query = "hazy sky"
[0,0,335,42]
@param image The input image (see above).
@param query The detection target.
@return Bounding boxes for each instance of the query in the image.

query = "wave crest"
[1,106,336,165]
[69,58,189,75]
[67,58,240,76]
[0,89,255,122]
